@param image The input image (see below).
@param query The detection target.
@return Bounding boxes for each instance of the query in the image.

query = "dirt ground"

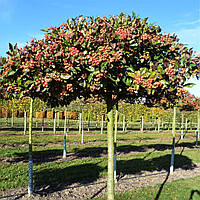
[1,162,200,200]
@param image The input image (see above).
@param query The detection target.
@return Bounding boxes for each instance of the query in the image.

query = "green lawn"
[0,130,199,199]
[95,176,200,200]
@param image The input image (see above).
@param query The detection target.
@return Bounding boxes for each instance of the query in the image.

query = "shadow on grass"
[32,153,196,196]
[117,154,196,176]
[34,162,104,195]
[11,141,198,164]
[13,149,63,163]
[189,190,200,200]
[117,141,197,154]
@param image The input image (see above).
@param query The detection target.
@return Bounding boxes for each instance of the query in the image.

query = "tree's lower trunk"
[35,112,38,128]
[114,104,118,182]
[24,110,27,135]
[107,100,115,200]
[53,110,56,134]
[79,113,82,134]
[141,116,144,132]
[181,113,184,140]
[87,111,90,132]
[170,106,176,174]
[81,112,84,144]
[63,108,67,158]
[28,98,33,196]
[11,109,14,128]
[57,111,60,128]
[42,111,44,132]
[185,118,188,132]
[122,115,125,132]
[157,117,160,133]
[5,109,8,126]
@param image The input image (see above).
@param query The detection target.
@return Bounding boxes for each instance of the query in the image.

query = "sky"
[0,0,200,96]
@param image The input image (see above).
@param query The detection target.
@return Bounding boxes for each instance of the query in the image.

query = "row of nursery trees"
[0,97,200,131]
[0,12,200,199]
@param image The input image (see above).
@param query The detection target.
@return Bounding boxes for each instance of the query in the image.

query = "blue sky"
[0,0,200,96]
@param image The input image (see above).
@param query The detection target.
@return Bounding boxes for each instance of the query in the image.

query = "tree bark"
[28,98,33,196]
[24,110,27,135]
[107,100,115,200]
[11,109,14,128]
[157,117,161,133]
[87,111,90,132]
[196,109,200,146]
[170,106,176,174]
[114,103,118,182]
[63,108,67,158]
[53,110,56,134]
[181,112,184,140]
[122,114,125,132]
[81,111,84,144]
[79,113,82,135]
[141,115,144,132]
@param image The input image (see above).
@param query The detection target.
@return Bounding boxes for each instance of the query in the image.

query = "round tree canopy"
[1,13,200,107]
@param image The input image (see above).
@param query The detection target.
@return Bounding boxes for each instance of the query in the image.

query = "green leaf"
[8,70,15,76]
[17,78,22,86]
[24,80,33,87]
[88,71,96,82]
[160,80,169,86]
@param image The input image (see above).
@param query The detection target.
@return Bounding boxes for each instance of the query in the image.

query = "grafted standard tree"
[1,13,200,199]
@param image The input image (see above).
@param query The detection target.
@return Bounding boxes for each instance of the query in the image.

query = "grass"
[0,147,200,190]
[0,129,200,200]
[95,176,200,200]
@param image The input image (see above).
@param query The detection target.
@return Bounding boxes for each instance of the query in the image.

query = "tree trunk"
[181,112,184,140]
[185,118,188,132]
[41,112,44,132]
[53,110,56,134]
[196,109,200,146]
[28,98,33,196]
[87,111,90,132]
[81,112,84,144]
[122,115,125,132]
[114,104,118,182]
[57,111,60,128]
[107,100,115,200]
[5,109,8,126]
[79,113,82,134]
[157,117,161,133]
[63,108,67,158]
[35,112,38,128]
[141,115,144,132]
[170,106,176,174]
[11,109,14,128]
[24,110,27,135]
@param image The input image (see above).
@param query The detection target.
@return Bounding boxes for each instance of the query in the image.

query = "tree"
[178,90,200,144]
[1,13,200,199]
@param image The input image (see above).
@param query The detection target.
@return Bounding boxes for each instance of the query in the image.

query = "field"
[0,117,200,200]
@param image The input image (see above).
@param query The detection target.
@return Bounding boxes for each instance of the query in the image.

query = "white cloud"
[175,19,200,26]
